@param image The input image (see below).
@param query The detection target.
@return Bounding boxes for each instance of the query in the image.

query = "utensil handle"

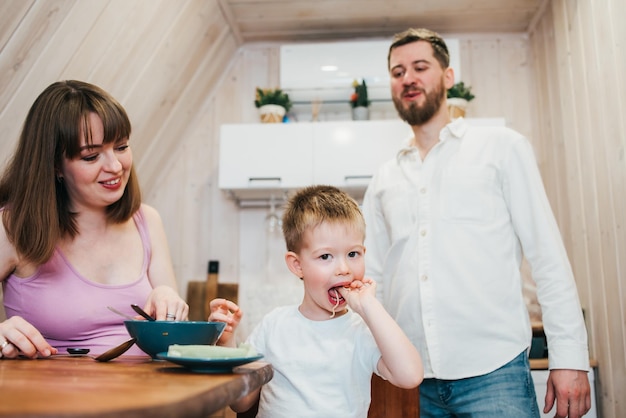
[107,306,135,320]
[131,304,155,321]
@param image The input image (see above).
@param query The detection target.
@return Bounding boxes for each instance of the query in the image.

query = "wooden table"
[0,356,272,417]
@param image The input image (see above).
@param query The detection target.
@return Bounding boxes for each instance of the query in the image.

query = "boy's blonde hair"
[282,185,365,253]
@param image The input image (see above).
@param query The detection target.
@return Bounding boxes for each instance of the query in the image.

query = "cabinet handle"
[248,177,282,186]
[344,175,372,184]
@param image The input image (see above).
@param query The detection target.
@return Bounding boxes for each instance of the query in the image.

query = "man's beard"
[392,78,445,126]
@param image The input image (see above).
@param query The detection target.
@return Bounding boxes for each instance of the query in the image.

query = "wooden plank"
[205,261,219,318]
[124,0,228,157]
[497,37,533,137]
[226,0,541,39]
[577,1,625,416]
[0,0,35,53]
[187,281,239,321]
[0,0,113,166]
[187,281,207,321]
[368,375,418,418]
[0,0,79,152]
[61,0,171,85]
[137,26,237,190]
[535,2,624,416]
[466,39,501,118]
[88,0,189,98]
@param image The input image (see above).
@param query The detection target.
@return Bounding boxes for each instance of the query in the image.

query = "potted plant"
[446,81,475,119]
[254,87,292,123]
[350,79,371,120]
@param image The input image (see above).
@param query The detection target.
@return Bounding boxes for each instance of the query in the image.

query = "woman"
[0,80,188,359]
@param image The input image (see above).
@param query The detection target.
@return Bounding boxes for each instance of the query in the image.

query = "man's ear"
[285,251,303,278]
[444,66,455,90]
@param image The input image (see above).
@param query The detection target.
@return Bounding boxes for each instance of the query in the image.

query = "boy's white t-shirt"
[248,305,382,418]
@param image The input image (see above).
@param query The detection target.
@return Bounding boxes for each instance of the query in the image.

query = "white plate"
[156,352,264,373]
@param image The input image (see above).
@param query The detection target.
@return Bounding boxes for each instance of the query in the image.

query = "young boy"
[209,185,423,417]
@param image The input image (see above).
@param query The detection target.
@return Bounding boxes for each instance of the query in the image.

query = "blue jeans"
[419,351,540,417]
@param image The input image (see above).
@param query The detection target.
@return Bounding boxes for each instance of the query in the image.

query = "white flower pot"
[447,97,468,119]
[351,106,370,121]
[259,104,286,123]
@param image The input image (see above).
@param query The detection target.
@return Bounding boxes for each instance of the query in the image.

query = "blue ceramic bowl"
[124,320,226,359]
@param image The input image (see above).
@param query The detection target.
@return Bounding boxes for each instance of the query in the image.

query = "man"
[362,28,591,417]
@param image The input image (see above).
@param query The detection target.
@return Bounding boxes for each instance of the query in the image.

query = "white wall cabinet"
[219,118,504,205]
[218,123,314,202]
[311,121,411,190]
[219,120,410,204]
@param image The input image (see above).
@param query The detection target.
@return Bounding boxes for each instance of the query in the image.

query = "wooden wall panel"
[144,43,261,289]
[61,0,186,92]
[455,35,534,139]
[466,39,502,118]
[0,0,80,155]
[529,1,625,416]
[0,0,35,53]
[137,22,236,191]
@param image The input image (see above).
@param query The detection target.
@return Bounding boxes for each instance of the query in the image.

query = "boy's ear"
[285,251,303,278]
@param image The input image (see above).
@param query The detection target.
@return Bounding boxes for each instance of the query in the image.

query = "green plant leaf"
[447,81,475,101]
[254,87,292,111]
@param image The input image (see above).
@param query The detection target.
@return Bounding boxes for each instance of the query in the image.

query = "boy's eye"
[116,144,129,152]
[320,254,331,260]
[348,251,359,258]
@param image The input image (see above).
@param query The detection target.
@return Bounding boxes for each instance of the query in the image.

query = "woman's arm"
[141,204,189,321]
[0,224,57,358]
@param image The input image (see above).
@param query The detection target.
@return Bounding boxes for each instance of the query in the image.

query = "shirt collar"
[442,117,469,141]
[397,117,468,161]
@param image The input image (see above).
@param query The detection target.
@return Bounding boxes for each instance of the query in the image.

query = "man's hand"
[544,369,591,418]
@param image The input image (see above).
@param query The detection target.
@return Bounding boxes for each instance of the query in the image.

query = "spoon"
[94,338,137,362]
[131,304,155,321]
[56,338,137,362]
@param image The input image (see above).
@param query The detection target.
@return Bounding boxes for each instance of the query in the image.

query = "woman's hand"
[338,277,377,317]
[208,298,242,347]
[0,316,58,359]
[142,285,189,321]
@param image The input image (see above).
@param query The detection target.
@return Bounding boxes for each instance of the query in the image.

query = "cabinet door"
[312,120,411,192]
[219,123,314,199]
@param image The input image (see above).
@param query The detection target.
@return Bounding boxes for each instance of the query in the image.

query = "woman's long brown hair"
[0,80,141,265]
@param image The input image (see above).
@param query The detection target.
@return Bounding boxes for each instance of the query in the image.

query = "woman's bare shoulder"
[138,204,165,230]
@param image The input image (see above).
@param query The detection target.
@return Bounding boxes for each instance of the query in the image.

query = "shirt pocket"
[441,166,497,223]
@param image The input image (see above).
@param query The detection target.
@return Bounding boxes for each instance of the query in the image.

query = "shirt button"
[420,187,427,194]
[421,274,428,282]
[420,229,427,236]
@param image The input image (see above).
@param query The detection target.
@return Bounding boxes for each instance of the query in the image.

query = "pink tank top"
[3,209,153,356]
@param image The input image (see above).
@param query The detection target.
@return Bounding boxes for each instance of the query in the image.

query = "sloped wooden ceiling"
[219,0,546,42]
